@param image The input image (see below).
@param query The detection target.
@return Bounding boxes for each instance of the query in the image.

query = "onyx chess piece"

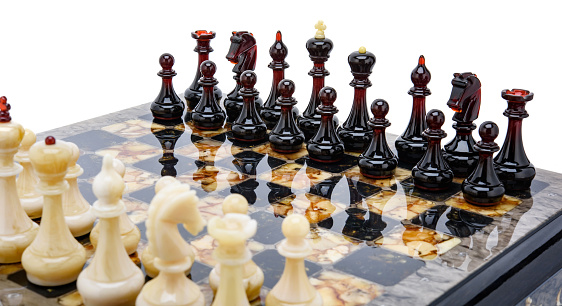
[306,86,344,163]
[269,79,305,153]
[337,46,376,152]
[231,70,267,143]
[358,99,398,178]
[150,53,185,120]
[395,55,431,165]
[412,109,454,191]
[191,60,226,130]
[443,73,481,177]
[184,30,222,112]
[462,121,505,206]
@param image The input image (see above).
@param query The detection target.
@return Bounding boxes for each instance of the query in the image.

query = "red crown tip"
[276,31,282,41]
[0,96,6,112]
[419,55,425,65]
[45,136,56,145]
[0,96,6,104]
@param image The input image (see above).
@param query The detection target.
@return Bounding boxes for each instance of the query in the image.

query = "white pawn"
[209,194,264,301]
[15,128,43,219]
[77,155,144,306]
[208,208,258,306]
[265,214,322,306]
[136,176,206,306]
[22,136,86,286]
[90,158,140,255]
[61,141,96,237]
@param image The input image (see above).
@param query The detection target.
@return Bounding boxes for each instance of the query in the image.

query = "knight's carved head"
[447,72,481,122]
[226,31,256,63]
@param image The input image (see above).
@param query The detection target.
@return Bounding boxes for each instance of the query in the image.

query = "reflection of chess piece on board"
[151,118,185,177]
[15,128,43,219]
[209,195,264,301]
[22,136,86,286]
[150,53,185,120]
[61,141,96,237]
[91,158,141,255]
[0,97,39,263]
[136,176,206,306]
[77,155,144,305]
[192,60,226,130]
[184,30,222,111]
[266,214,322,306]
[231,70,267,143]
[269,79,305,153]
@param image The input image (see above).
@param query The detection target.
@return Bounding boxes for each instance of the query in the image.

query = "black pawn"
[269,79,305,153]
[150,53,185,120]
[307,86,344,163]
[358,99,398,178]
[191,60,226,130]
[232,71,267,143]
[462,121,505,206]
[412,109,453,191]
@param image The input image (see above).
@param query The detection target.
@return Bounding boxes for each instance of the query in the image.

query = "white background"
[1,1,561,173]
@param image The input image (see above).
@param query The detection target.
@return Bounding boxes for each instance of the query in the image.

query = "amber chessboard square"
[343,166,411,188]
[311,270,382,305]
[177,165,248,193]
[306,227,363,265]
[252,143,309,161]
[175,138,244,164]
[185,121,228,138]
[101,119,153,138]
[258,163,332,191]
[95,140,161,164]
[444,193,523,217]
[268,193,346,224]
[366,190,436,221]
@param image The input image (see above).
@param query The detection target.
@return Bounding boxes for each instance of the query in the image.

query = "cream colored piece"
[209,194,264,301]
[136,176,206,306]
[265,214,322,306]
[15,128,43,219]
[61,141,96,237]
[90,158,140,255]
[314,20,326,39]
[77,155,144,306]
[0,117,39,263]
[22,136,86,286]
[208,212,257,306]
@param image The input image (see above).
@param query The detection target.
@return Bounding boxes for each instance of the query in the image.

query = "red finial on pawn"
[418,55,425,65]
[0,96,11,123]
[411,55,431,88]
[45,136,56,145]
[276,30,282,41]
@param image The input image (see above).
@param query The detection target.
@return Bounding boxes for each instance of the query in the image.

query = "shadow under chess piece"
[192,60,226,130]
[15,128,43,219]
[307,86,344,163]
[150,53,185,120]
[231,70,267,143]
[269,79,305,153]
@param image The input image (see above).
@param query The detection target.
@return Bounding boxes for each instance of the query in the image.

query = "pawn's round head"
[278,79,295,98]
[319,86,337,105]
[240,70,257,89]
[426,109,445,129]
[155,176,180,193]
[200,60,217,78]
[479,121,499,142]
[21,129,37,151]
[371,99,389,119]
[159,53,175,70]
[223,194,249,215]
[282,214,310,241]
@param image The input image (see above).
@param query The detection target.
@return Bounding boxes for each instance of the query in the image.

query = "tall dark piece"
[297,21,336,141]
[224,31,263,123]
[261,31,298,129]
[269,79,305,153]
[462,121,505,206]
[184,30,222,112]
[358,99,398,178]
[191,60,226,130]
[412,109,453,191]
[150,53,185,120]
[307,86,344,163]
[337,46,376,152]
[231,71,267,143]
[494,89,535,191]
[443,73,481,177]
[395,55,431,165]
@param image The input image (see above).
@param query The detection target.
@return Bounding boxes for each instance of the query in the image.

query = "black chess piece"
[337,47,376,152]
[224,31,263,123]
[306,86,344,163]
[150,53,185,120]
[494,89,535,191]
[191,60,226,130]
[462,121,505,206]
[395,55,431,165]
[412,109,453,191]
[358,99,398,179]
[261,31,299,129]
[269,79,305,153]
[184,30,222,112]
[231,70,267,143]
[443,73,481,177]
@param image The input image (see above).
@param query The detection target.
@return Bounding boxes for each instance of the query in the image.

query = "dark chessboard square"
[218,179,293,207]
[135,131,201,150]
[333,246,425,286]
[191,261,212,284]
[138,113,154,122]
[392,177,462,202]
[62,130,127,152]
[7,270,77,298]
[213,151,286,177]
[322,207,402,242]
[78,181,95,204]
[132,154,203,177]
[310,175,382,205]
[411,205,493,237]
[212,131,268,149]
[506,179,550,199]
[253,249,322,289]
[295,154,359,174]
[250,211,286,245]
[77,154,104,179]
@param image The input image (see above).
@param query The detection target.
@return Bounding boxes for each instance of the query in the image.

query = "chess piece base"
[358,158,398,179]
[462,181,505,206]
[65,207,96,237]
[0,224,39,264]
[494,163,536,191]
[307,143,344,163]
[412,167,454,191]
[395,136,427,165]
[78,271,145,306]
[443,152,478,178]
[22,246,86,286]
[20,196,43,219]
[209,262,264,301]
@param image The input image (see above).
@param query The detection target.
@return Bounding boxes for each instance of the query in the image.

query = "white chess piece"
[208,211,257,306]
[77,155,144,306]
[22,136,86,286]
[136,176,206,306]
[90,158,141,255]
[209,194,264,301]
[265,214,322,306]
[15,128,43,219]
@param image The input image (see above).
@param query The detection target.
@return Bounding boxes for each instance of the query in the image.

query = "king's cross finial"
[314,20,326,39]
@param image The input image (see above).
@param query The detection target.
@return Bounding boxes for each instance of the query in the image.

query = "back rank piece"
[150,53,185,120]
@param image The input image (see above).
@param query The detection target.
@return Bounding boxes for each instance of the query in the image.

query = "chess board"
[1,102,561,306]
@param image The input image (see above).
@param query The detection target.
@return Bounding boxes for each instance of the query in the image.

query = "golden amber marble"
[259,163,332,190]
[58,291,84,306]
[177,165,248,193]
[269,193,345,224]
[190,234,265,267]
[186,121,228,138]
[95,141,160,164]
[102,119,153,138]
[311,271,382,306]
[306,227,363,265]
[175,139,244,163]
[445,193,522,217]
[366,190,436,221]
[252,143,309,161]
[343,166,411,188]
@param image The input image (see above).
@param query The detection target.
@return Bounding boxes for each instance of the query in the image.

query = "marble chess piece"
[15,128,43,219]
